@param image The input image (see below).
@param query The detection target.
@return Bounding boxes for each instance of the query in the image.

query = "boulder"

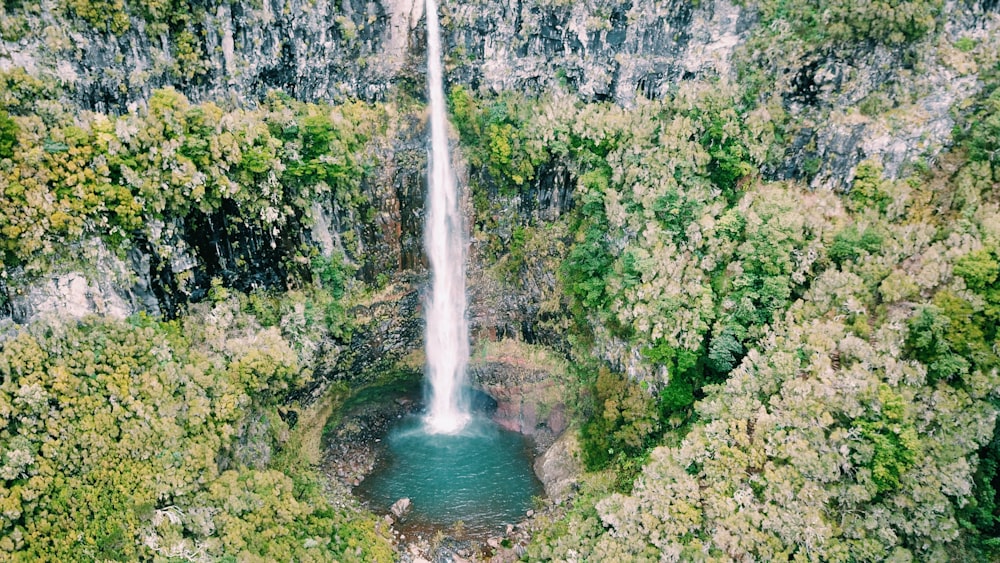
[534,431,583,505]
[390,497,412,520]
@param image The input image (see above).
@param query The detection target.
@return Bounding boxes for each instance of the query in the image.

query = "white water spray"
[424,0,470,434]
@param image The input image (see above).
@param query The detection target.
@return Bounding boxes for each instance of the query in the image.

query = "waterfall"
[423,0,470,434]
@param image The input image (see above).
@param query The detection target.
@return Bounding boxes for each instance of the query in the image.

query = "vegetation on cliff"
[0,73,398,557]
[441,8,1000,558]
[0,297,393,561]
[0,73,388,312]
[1,0,1000,561]
[447,80,1000,558]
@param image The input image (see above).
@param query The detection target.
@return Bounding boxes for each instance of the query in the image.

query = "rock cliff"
[7,0,993,195]
[2,0,998,336]
[3,0,748,109]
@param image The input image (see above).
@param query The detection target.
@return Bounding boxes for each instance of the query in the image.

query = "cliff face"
[443,0,749,103]
[3,0,745,110]
[767,3,998,189]
[5,1,998,191]
[1,0,426,110]
[2,0,998,330]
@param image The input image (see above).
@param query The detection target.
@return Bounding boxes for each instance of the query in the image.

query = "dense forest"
[2,0,1000,561]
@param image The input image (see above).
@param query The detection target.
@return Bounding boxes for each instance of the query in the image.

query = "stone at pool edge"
[533,431,583,505]
[391,497,412,520]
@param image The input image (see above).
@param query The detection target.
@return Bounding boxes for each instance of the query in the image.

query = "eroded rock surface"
[533,431,582,505]
[469,341,569,451]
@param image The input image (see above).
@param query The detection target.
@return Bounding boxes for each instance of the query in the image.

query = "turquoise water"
[357,415,542,536]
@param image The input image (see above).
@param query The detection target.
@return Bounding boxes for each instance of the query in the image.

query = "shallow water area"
[356,414,543,538]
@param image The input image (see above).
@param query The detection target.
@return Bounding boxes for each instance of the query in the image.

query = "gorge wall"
[5,4,1000,559]
[6,0,996,189]
[1,0,998,332]
[4,0,749,110]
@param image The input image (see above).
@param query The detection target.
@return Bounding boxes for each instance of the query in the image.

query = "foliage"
[449,85,545,197]
[527,473,627,562]
[691,102,756,203]
[0,82,382,293]
[241,284,354,354]
[858,385,921,495]
[308,253,357,339]
[448,86,552,263]
[906,304,970,383]
[579,368,660,473]
[962,425,1000,550]
[535,301,997,560]
[0,304,392,560]
[529,58,1000,561]
[828,225,884,267]
[562,192,614,325]
[955,248,999,292]
[0,110,17,160]
[63,0,129,34]
[849,160,893,213]
[955,72,1000,183]
[748,0,945,46]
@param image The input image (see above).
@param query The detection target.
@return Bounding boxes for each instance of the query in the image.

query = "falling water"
[424,0,470,434]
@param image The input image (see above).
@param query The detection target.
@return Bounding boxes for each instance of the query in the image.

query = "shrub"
[954,249,999,291]
[0,313,373,559]
[905,305,969,383]
[849,160,892,213]
[828,225,884,266]
[752,0,945,46]
[580,368,660,473]
[64,0,130,34]
[859,385,921,495]
[0,110,17,159]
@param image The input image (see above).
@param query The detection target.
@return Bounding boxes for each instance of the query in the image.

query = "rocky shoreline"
[322,395,419,490]
[321,374,580,562]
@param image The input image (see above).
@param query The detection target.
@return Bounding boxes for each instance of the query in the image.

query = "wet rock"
[321,385,418,492]
[469,348,567,452]
[13,0,752,112]
[391,497,413,520]
[303,283,423,400]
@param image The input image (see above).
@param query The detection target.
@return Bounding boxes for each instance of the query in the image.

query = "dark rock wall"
[7,0,747,111]
[4,0,999,335]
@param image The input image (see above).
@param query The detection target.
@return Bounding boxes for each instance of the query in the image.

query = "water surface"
[357,415,542,537]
